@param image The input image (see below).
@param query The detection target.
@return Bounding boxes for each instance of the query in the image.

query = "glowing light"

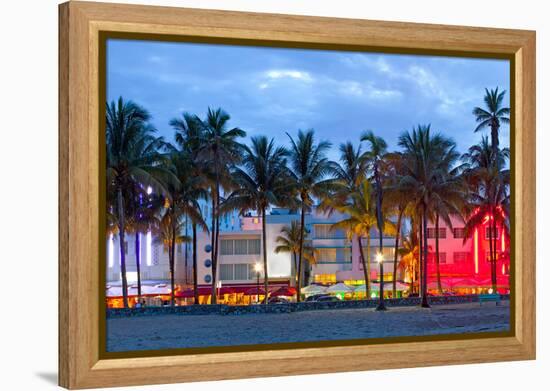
[376,252,383,264]
[502,264,506,275]
[146,186,153,195]
[501,231,505,252]
[488,288,493,294]
[254,262,262,273]
[108,234,114,268]
[146,231,152,266]
[474,228,479,274]
[124,272,138,282]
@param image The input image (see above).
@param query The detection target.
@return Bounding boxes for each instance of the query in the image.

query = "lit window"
[452,228,466,238]
[248,239,261,254]
[427,228,446,238]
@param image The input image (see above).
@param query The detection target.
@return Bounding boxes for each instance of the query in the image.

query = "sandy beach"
[107,301,510,352]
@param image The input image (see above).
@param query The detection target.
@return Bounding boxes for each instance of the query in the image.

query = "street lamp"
[254,262,262,304]
[376,252,387,311]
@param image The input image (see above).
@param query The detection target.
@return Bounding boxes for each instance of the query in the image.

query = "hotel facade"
[106,206,510,306]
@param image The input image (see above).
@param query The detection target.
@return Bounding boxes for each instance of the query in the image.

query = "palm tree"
[384,152,412,297]
[274,221,317,288]
[397,125,459,308]
[153,208,189,306]
[319,142,366,211]
[286,130,334,302]
[106,97,170,308]
[361,131,389,310]
[125,187,163,300]
[462,138,510,292]
[473,87,510,157]
[171,112,211,304]
[398,233,420,292]
[331,180,379,298]
[223,136,290,303]
[196,108,246,303]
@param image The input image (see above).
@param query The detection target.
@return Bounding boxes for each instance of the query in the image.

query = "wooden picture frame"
[58,1,536,389]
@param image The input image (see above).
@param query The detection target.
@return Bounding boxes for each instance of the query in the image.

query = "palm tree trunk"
[292,252,297,286]
[296,201,306,303]
[192,222,198,305]
[135,232,142,299]
[421,204,430,308]
[357,236,370,298]
[210,192,217,304]
[490,219,495,289]
[366,233,371,296]
[184,215,188,285]
[377,225,386,310]
[492,215,498,292]
[117,189,129,308]
[435,214,443,295]
[261,208,269,304]
[392,209,403,298]
[418,216,423,296]
[170,223,176,307]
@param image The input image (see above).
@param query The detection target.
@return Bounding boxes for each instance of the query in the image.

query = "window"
[220,264,234,280]
[452,228,466,239]
[234,264,249,280]
[428,252,446,263]
[453,252,469,264]
[248,239,261,255]
[485,227,499,239]
[313,224,345,239]
[234,239,248,255]
[427,228,446,238]
[220,240,234,255]
[313,274,336,284]
[316,247,351,263]
[153,246,160,265]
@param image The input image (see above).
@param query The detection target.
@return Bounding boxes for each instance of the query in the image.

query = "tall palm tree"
[171,112,211,304]
[223,136,291,303]
[153,208,189,306]
[274,221,317,288]
[361,131,389,310]
[196,108,246,304]
[331,180,379,298]
[397,125,459,308]
[286,130,334,302]
[106,97,170,308]
[125,187,163,300]
[319,142,366,211]
[473,87,510,157]
[462,138,510,292]
[398,233,420,292]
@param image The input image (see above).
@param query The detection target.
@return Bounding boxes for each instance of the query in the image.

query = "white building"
[107,206,403,295]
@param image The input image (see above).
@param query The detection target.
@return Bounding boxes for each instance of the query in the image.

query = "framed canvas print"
[58,1,536,389]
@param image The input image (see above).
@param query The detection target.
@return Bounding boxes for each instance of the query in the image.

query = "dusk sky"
[106,39,510,160]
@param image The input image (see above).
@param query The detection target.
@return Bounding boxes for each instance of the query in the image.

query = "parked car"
[305,294,326,302]
[268,296,290,304]
[315,295,342,302]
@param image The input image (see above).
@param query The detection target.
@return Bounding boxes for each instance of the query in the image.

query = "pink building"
[425,214,510,293]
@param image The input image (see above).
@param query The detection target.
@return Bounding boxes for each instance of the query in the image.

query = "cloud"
[265,69,313,82]
[340,54,392,74]
[334,80,402,101]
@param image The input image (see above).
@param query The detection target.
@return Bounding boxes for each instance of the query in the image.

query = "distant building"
[107,206,510,304]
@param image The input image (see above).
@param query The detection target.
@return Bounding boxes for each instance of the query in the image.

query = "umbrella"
[301,284,327,295]
[326,283,354,293]
[271,287,297,297]
[245,287,267,295]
